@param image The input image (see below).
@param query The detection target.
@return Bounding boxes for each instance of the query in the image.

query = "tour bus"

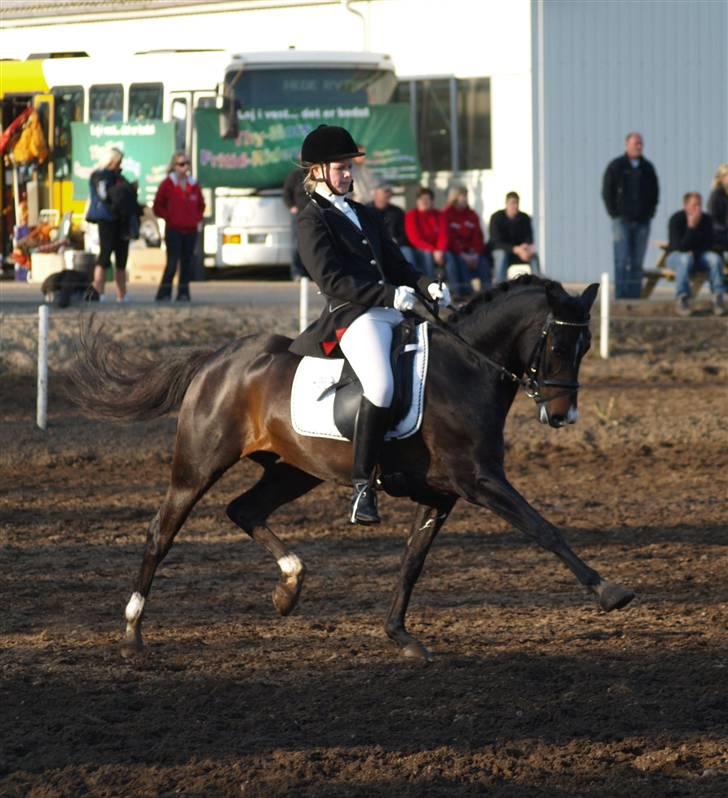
[0,49,399,272]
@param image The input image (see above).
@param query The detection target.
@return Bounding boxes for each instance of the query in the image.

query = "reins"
[417,297,590,404]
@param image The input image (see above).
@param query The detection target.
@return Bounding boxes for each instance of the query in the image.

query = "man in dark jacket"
[367,181,412,262]
[489,191,540,283]
[282,165,309,280]
[602,132,659,299]
[667,192,726,316]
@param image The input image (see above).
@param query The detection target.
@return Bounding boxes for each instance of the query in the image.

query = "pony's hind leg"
[226,462,321,617]
[385,497,457,662]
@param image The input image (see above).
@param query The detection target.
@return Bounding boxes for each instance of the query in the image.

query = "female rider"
[289,125,451,525]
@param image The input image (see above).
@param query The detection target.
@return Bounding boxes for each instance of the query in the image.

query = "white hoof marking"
[125,592,145,624]
[277,554,303,577]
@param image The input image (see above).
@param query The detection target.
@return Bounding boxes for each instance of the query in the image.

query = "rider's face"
[325,160,353,194]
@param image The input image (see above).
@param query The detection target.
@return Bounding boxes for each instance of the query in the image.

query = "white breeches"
[338,307,404,408]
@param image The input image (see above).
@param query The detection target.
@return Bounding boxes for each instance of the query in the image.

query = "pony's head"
[527,281,598,428]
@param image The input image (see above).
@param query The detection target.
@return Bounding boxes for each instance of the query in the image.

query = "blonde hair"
[167,150,190,175]
[104,146,123,169]
[711,163,728,192]
[446,186,468,207]
[303,164,321,195]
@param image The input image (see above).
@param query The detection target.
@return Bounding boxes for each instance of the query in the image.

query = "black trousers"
[97,220,129,272]
[158,229,197,298]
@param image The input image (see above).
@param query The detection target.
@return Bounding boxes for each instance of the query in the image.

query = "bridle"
[422,302,591,406]
[522,314,591,404]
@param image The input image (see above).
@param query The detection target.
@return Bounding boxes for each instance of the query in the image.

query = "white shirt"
[322,187,362,230]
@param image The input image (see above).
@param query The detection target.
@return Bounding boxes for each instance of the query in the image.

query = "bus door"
[31,94,55,221]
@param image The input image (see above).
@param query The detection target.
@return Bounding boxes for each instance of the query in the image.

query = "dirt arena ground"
[1,299,727,797]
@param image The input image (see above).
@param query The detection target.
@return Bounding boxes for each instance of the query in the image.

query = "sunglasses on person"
[175,160,189,167]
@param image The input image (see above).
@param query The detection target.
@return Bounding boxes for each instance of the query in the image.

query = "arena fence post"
[299,276,309,333]
[37,303,49,430]
[600,271,609,359]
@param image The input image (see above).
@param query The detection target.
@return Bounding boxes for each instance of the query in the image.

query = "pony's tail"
[68,316,215,421]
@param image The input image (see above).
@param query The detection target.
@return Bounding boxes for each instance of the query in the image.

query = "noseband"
[523,314,591,404]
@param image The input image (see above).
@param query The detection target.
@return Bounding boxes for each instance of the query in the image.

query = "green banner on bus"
[71,121,175,206]
[195,104,420,189]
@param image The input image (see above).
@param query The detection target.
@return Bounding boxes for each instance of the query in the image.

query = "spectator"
[87,147,129,302]
[403,187,449,279]
[667,192,726,317]
[283,164,309,280]
[350,143,377,204]
[602,132,659,299]
[707,163,728,251]
[153,150,205,302]
[368,181,412,263]
[489,191,540,283]
[443,186,490,299]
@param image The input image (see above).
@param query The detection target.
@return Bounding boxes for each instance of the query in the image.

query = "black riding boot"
[350,397,390,525]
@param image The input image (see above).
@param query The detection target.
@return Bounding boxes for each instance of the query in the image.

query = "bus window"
[52,85,83,178]
[457,78,491,170]
[89,84,123,122]
[412,79,452,173]
[129,83,163,120]
[225,67,397,108]
[171,97,188,151]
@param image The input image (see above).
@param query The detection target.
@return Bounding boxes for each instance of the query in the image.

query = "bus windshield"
[225,67,397,108]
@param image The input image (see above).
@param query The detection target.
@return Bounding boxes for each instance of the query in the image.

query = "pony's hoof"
[119,636,143,659]
[401,640,433,663]
[272,578,303,617]
[594,581,635,612]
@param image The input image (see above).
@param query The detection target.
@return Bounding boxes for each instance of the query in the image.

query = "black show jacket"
[289,192,432,358]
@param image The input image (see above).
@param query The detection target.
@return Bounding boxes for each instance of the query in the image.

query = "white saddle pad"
[290,322,429,441]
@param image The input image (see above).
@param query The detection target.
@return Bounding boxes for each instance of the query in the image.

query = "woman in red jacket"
[153,151,205,301]
[443,186,491,300]
[403,187,451,279]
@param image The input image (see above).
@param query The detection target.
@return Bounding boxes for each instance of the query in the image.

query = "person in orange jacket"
[153,150,205,301]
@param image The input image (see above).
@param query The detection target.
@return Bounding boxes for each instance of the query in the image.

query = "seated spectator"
[707,164,728,251]
[489,191,541,283]
[368,181,411,262]
[667,192,726,316]
[404,186,450,279]
[443,186,491,299]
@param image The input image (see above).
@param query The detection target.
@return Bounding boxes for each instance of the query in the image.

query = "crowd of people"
[86,131,727,317]
[285,162,540,303]
[601,132,727,316]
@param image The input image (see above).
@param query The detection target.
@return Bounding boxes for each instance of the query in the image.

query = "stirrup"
[351,481,380,525]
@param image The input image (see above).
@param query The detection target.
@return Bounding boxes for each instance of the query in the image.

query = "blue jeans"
[666,250,725,298]
[612,219,650,299]
[289,213,306,279]
[407,248,441,279]
[491,249,541,283]
[448,253,491,297]
[158,229,197,299]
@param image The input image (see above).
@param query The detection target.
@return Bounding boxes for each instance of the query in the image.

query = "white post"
[600,271,610,360]
[299,276,309,333]
[37,304,49,430]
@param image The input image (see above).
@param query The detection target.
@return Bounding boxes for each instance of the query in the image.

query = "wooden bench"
[641,243,728,299]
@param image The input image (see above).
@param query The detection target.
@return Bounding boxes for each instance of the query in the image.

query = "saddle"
[290,319,429,442]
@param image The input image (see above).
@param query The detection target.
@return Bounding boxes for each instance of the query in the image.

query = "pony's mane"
[448,274,566,324]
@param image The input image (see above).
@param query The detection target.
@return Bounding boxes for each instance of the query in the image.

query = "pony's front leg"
[469,469,634,612]
[385,497,457,662]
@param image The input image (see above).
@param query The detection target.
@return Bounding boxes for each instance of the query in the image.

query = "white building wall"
[1,0,534,234]
[533,0,728,284]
